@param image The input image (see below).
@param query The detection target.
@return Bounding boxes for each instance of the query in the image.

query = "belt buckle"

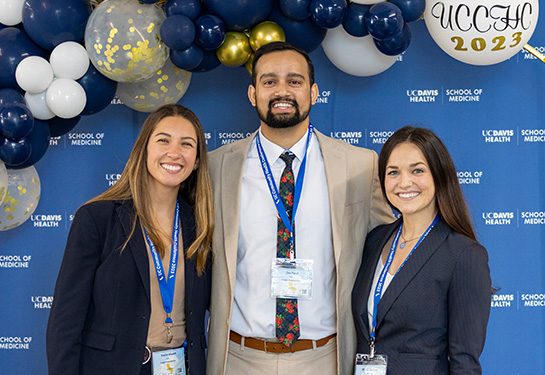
[143,346,151,365]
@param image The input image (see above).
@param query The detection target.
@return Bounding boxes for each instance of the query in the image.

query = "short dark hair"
[251,41,315,87]
[378,126,477,241]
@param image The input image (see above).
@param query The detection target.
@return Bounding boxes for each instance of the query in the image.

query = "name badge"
[354,354,387,375]
[152,347,185,375]
[271,258,313,299]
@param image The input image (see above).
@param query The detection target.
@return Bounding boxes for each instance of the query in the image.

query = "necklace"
[399,231,420,249]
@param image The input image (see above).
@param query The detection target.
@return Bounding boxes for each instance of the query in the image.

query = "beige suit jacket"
[207,129,394,375]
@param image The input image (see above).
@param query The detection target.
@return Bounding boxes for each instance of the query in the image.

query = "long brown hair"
[89,104,213,274]
[378,126,477,241]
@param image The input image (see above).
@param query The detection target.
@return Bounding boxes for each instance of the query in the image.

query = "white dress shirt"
[231,127,336,340]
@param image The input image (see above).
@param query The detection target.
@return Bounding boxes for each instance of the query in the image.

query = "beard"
[257,97,310,129]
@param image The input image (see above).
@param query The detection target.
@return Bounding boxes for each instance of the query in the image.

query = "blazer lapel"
[315,130,346,266]
[220,132,256,292]
[375,218,450,329]
[116,200,151,302]
[179,198,197,308]
[355,222,400,342]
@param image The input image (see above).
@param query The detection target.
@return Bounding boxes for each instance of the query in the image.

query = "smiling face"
[146,116,198,196]
[248,50,318,131]
[385,142,437,221]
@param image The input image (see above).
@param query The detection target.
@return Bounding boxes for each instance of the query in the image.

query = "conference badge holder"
[354,353,387,375]
[151,347,186,375]
[271,258,314,299]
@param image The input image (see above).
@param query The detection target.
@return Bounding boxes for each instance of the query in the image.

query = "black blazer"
[46,198,210,375]
[352,218,491,375]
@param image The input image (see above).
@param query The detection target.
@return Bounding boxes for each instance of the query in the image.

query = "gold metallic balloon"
[249,21,286,52]
[245,53,254,76]
[216,32,252,67]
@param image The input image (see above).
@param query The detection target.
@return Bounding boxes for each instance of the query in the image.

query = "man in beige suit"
[207,42,393,375]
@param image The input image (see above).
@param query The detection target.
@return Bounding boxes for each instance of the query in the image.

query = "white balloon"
[25,91,55,120]
[0,0,25,26]
[15,56,54,94]
[0,161,8,205]
[46,79,87,119]
[50,41,91,80]
[424,0,539,65]
[322,26,398,77]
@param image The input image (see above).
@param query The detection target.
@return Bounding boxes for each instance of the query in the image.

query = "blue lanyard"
[255,124,314,260]
[370,214,440,341]
[144,201,180,325]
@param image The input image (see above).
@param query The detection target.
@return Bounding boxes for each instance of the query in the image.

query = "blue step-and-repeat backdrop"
[1,4,545,374]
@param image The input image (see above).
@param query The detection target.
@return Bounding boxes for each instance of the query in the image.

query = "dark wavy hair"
[378,126,477,242]
[251,41,315,87]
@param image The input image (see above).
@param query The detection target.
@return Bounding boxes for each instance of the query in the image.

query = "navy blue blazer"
[46,198,210,375]
[352,218,491,375]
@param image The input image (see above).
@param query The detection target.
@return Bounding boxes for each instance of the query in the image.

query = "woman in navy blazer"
[47,104,214,375]
[352,126,491,374]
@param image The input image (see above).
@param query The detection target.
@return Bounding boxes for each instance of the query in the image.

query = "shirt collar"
[257,126,310,165]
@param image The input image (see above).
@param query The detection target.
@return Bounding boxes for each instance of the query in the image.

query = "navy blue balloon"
[194,15,226,50]
[389,0,425,22]
[166,0,202,20]
[375,23,411,56]
[12,120,50,169]
[365,2,404,41]
[48,116,81,137]
[342,3,370,37]
[161,15,196,51]
[171,44,204,71]
[0,137,31,166]
[189,49,221,73]
[268,3,327,53]
[0,103,34,140]
[204,0,273,31]
[310,0,348,29]
[138,0,160,3]
[279,0,311,21]
[22,0,91,51]
[0,27,47,91]
[0,89,26,107]
[77,65,118,116]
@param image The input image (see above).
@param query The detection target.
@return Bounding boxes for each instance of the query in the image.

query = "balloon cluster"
[320,0,424,77]
[0,0,119,137]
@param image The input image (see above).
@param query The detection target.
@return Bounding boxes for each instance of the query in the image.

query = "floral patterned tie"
[275,152,300,346]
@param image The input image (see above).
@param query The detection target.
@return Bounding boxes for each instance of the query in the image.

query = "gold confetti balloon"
[0,166,41,231]
[249,21,285,52]
[216,31,252,67]
[115,59,192,113]
[85,0,169,83]
[0,161,7,204]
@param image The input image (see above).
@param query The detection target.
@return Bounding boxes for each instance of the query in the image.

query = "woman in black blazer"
[47,104,214,375]
[352,126,491,374]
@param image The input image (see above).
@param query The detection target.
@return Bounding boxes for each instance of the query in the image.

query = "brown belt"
[229,331,336,354]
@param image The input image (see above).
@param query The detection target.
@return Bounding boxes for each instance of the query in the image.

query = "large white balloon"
[46,79,87,119]
[0,0,25,26]
[0,161,8,204]
[15,56,54,94]
[25,91,55,120]
[322,26,398,77]
[50,42,90,80]
[0,166,41,231]
[424,0,539,65]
